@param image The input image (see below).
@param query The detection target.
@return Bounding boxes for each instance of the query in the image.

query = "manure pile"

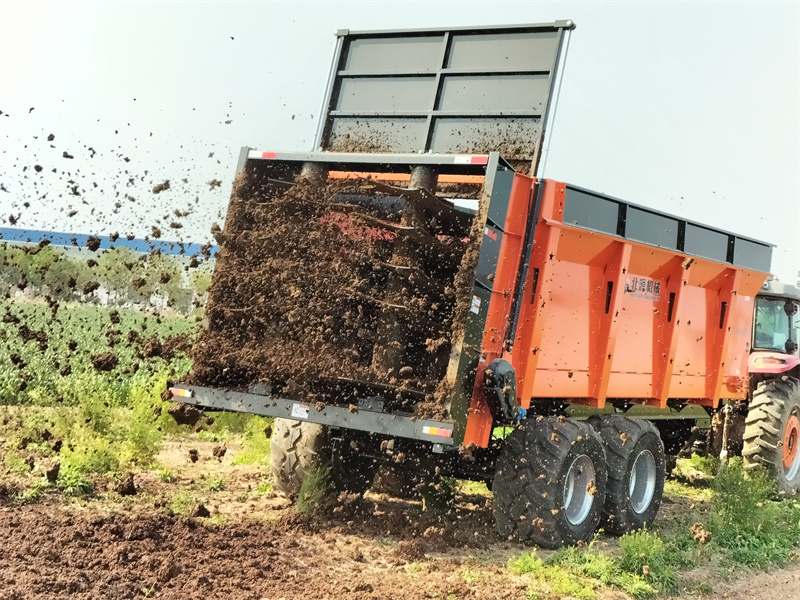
[188,172,485,411]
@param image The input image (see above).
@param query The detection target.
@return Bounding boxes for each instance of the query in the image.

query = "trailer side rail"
[168,385,456,449]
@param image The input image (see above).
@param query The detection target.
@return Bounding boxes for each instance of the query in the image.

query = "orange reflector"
[422,426,453,438]
[327,171,484,185]
[169,387,194,398]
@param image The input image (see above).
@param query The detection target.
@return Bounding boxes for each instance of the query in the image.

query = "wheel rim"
[783,413,800,481]
[629,450,657,515]
[564,454,596,526]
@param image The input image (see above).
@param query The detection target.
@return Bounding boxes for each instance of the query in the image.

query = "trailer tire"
[743,377,800,497]
[270,418,331,498]
[588,416,665,534]
[493,417,607,549]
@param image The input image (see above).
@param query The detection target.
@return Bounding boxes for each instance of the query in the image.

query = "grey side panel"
[562,184,773,273]
[316,22,575,170]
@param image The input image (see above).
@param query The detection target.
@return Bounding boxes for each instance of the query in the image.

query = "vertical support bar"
[535,25,573,178]
[650,256,691,407]
[704,268,741,406]
[409,165,439,192]
[423,32,451,152]
[314,32,347,150]
[587,241,632,407]
[506,181,542,347]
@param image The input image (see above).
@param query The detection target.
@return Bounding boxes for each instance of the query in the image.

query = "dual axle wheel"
[493,416,665,548]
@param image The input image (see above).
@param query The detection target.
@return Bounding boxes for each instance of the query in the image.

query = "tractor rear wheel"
[743,377,800,496]
[493,417,607,549]
[588,416,665,534]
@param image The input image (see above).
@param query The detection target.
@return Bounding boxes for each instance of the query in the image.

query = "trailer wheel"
[493,417,607,549]
[588,416,665,534]
[743,377,800,496]
[270,418,331,498]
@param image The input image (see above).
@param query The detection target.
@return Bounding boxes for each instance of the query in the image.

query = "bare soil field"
[1,436,798,600]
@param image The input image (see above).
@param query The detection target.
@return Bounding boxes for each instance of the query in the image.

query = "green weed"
[510,549,597,600]
[457,479,490,497]
[512,537,664,600]
[169,491,196,514]
[3,450,33,474]
[57,465,93,497]
[619,528,678,594]
[295,466,332,514]
[420,475,457,512]
[709,457,800,568]
[156,468,175,483]
[198,430,228,443]
[203,475,226,492]
[231,415,273,466]
[14,481,48,504]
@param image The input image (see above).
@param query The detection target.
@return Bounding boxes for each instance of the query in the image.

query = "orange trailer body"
[464,176,768,449]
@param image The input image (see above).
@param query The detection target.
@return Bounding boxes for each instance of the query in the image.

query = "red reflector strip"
[453,155,489,165]
[261,152,276,159]
[422,426,453,438]
[169,387,194,398]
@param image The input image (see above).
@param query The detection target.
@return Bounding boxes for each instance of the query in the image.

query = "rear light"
[422,426,453,438]
[248,150,276,160]
[757,357,787,365]
[170,388,194,398]
[453,155,489,165]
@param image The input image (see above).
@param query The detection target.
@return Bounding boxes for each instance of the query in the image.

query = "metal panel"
[562,183,773,273]
[429,118,541,158]
[316,22,576,171]
[563,187,619,235]
[438,74,550,112]
[733,237,773,272]
[337,77,436,112]
[170,387,455,446]
[626,207,680,250]
[327,118,429,153]
[343,36,443,71]
[475,225,502,289]
[447,31,559,70]
[685,223,729,263]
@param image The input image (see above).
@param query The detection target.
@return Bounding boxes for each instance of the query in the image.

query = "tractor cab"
[750,279,800,380]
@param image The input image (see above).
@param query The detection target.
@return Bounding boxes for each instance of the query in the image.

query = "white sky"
[0,0,798,282]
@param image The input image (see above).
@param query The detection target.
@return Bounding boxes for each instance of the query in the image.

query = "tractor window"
[754,297,796,352]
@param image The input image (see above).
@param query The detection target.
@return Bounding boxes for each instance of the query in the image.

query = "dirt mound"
[0,503,524,600]
[168,403,203,427]
[116,473,137,496]
[90,353,118,372]
[0,483,17,503]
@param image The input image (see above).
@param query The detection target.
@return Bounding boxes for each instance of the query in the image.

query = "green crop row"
[0,298,197,406]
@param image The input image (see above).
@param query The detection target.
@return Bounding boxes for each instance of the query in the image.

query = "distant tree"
[0,243,25,290]
[97,247,141,306]
[190,269,213,306]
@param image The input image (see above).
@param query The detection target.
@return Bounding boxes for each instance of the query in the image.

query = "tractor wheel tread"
[743,377,800,497]
[493,417,607,549]
[588,416,666,535]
